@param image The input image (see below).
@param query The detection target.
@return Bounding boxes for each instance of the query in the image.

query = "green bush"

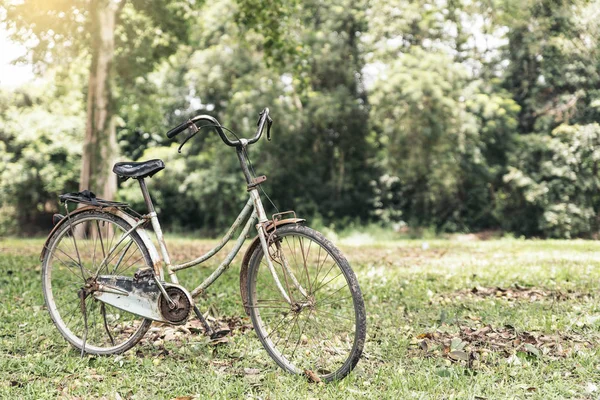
[0,85,83,235]
[496,124,600,238]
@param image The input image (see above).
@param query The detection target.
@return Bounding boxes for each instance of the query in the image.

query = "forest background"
[1,0,600,240]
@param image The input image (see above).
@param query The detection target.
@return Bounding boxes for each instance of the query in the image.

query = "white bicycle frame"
[127,179,302,305]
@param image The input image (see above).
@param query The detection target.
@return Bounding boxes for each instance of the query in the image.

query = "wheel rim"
[250,230,360,379]
[43,215,151,353]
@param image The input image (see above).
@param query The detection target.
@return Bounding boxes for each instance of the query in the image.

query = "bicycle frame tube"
[190,212,257,297]
[134,147,305,305]
[142,188,295,304]
[234,148,291,302]
[171,197,254,272]
[145,194,259,297]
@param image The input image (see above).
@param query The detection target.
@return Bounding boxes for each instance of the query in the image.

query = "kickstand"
[192,305,214,337]
[100,302,115,346]
[78,289,88,357]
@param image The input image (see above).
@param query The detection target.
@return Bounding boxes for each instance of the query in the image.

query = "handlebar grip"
[167,108,271,147]
[166,120,190,138]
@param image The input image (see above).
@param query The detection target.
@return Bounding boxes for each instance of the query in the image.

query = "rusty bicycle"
[40,108,366,381]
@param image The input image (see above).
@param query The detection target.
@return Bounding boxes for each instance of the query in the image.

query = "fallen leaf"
[523,343,540,357]
[448,350,469,361]
[586,382,598,394]
[304,369,322,383]
[244,368,260,375]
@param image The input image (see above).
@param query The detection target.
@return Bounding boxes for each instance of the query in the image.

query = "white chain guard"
[93,276,193,324]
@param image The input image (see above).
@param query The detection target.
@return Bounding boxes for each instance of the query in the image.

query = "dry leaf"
[304,369,322,383]
[448,350,469,361]
[244,368,260,375]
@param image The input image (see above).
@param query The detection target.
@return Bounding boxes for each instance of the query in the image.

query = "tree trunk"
[80,0,121,200]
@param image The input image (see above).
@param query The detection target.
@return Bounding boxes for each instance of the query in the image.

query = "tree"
[0,76,85,235]
[115,0,377,231]
[366,0,520,231]
[502,0,600,134]
[2,0,192,200]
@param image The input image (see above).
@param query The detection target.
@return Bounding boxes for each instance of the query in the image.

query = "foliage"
[0,79,84,235]
[1,0,600,237]
[1,0,193,81]
[369,44,519,232]
[496,123,600,238]
[115,0,376,232]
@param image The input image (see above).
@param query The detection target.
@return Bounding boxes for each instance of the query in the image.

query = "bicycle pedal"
[209,327,231,340]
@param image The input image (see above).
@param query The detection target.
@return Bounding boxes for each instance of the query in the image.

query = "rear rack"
[59,190,129,208]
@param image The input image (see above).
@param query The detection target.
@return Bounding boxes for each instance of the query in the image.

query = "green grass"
[1,236,600,399]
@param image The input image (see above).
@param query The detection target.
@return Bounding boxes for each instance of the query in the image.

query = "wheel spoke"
[249,226,364,381]
[319,294,353,308]
[43,213,151,355]
[290,308,313,360]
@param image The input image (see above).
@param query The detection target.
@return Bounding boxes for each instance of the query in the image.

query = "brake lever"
[266,115,273,141]
[256,109,265,126]
[178,130,198,153]
[178,121,201,153]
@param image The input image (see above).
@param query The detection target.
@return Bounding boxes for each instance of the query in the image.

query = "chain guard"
[93,274,193,324]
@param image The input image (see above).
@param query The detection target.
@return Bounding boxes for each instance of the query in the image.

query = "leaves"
[434,284,592,305]
[304,369,322,383]
[412,323,596,366]
[448,350,469,362]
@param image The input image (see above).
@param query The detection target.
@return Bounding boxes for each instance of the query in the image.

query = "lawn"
[1,235,600,399]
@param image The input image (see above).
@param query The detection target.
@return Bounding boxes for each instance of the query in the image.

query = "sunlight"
[0,24,34,88]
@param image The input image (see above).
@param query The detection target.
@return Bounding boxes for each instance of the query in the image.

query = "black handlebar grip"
[166,120,190,138]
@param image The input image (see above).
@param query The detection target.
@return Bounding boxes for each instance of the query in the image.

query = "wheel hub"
[292,296,315,313]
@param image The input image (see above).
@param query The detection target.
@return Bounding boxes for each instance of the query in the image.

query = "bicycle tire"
[41,210,152,355]
[247,224,366,381]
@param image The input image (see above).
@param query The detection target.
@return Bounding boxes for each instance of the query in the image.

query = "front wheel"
[247,224,366,381]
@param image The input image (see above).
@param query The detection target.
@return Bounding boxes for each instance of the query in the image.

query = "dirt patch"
[436,285,592,304]
[344,246,450,267]
[451,230,503,242]
[409,324,597,367]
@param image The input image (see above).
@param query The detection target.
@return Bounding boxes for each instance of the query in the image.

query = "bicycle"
[40,108,367,382]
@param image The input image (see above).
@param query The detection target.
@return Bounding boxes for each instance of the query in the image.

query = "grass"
[1,235,600,399]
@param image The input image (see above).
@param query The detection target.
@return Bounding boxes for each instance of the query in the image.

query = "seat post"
[138,178,155,213]
[137,177,178,284]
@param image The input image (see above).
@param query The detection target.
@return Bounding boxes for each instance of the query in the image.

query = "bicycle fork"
[250,189,308,306]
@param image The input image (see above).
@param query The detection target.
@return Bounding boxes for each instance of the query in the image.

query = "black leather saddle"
[112,159,165,180]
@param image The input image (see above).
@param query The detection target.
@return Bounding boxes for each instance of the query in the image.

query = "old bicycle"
[40,108,366,381]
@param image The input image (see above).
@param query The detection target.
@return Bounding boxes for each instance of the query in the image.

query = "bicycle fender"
[39,206,163,279]
[239,217,305,315]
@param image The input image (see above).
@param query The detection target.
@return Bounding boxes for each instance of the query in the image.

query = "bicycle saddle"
[113,159,165,180]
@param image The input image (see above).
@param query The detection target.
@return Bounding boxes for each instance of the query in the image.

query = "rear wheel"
[247,224,366,381]
[42,210,152,355]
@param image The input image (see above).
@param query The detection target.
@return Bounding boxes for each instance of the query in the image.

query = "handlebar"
[166,107,272,148]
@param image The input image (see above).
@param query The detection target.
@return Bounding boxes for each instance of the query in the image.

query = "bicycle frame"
[128,146,304,306]
[39,145,308,313]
